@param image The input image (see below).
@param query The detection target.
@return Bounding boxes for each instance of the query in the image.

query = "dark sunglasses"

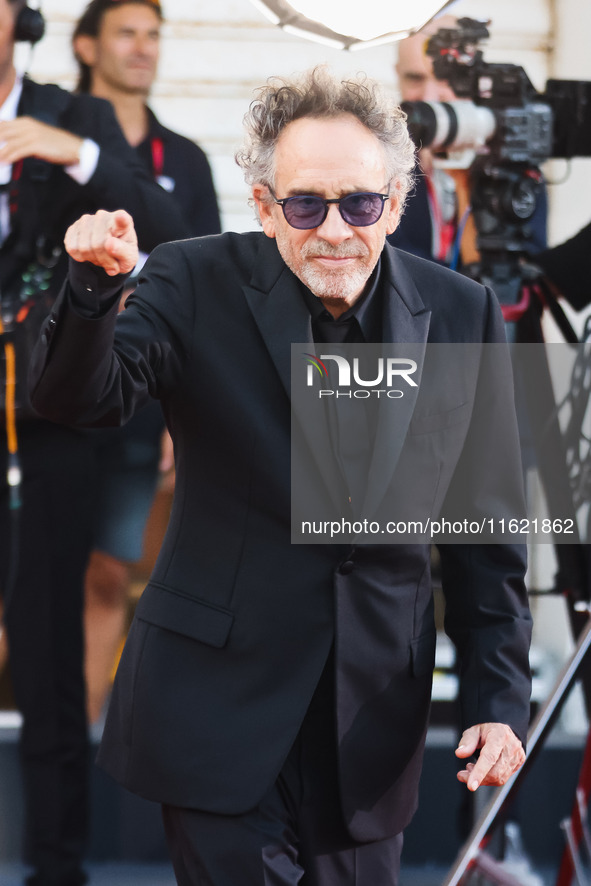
[269,189,390,230]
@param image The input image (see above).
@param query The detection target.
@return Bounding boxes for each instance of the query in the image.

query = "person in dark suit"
[29,68,532,886]
[0,2,198,884]
[388,23,460,265]
[71,0,222,725]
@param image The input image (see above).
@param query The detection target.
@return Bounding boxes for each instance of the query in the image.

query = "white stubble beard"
[277,236,377,306]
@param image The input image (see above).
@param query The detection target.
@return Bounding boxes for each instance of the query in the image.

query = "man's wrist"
[65,138,100,184]
[68,257,128,317]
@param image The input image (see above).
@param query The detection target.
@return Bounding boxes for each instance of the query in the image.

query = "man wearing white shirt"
[0,3,194,884]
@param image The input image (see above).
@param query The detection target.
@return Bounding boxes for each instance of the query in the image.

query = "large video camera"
[401,17,591,281]
[402,18,591,164]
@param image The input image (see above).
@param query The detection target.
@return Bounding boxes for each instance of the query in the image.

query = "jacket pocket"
[135,582,234,649]
[410,400,471,436]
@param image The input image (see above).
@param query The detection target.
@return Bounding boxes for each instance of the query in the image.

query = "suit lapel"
[360,245,432,521]
[241,236,311,399]
[242,237,347,515]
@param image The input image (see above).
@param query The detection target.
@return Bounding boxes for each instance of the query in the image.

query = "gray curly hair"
[235,66,416,214]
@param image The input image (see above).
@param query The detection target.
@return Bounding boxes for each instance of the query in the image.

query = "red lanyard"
[8,159,23,222]
[425,172,456,263]
[150,136,164,179]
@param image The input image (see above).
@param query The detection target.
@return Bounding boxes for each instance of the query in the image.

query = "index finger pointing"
[466,743,502,791]
[109,209,135,238]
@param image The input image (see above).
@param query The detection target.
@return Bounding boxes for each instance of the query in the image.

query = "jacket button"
[339,560,355,575]
[48,316,57,327]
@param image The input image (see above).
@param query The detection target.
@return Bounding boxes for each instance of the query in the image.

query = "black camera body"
[401,18,591,274]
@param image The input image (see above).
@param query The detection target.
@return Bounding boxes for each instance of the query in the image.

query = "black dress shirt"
[298,260,384,514]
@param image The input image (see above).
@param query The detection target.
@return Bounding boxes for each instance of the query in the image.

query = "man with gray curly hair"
[29,66,531,886]
[237,67,415,202]
[236,67,415,313]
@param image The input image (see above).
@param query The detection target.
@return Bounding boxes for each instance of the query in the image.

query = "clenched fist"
[64,209,139,277]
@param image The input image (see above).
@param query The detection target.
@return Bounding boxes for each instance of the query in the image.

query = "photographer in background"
[389,20,459,265]
[72,0,221,726]
[390,18,548,266]
[0,2,197,883]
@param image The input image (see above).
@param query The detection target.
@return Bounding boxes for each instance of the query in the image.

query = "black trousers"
[162,656,403,885]
[0,421,93,885]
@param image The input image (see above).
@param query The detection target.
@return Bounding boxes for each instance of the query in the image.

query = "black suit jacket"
[30,233,532,841]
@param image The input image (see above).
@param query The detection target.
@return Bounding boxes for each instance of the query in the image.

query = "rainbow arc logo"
[303,353,329,384]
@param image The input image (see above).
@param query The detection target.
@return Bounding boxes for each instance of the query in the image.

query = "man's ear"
[72,34,97,68]
[385,194,401,236]
[252,185,277,239]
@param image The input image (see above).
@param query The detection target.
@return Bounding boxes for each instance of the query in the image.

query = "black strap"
[10,78,72,261]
